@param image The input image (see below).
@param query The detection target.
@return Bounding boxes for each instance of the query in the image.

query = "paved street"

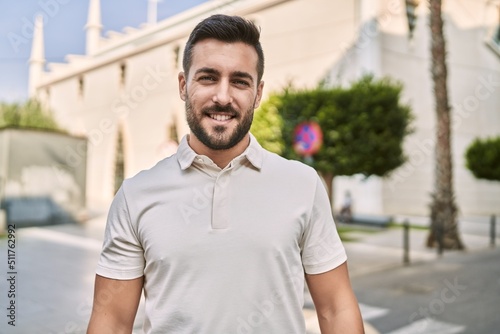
[351,247,500,334]
[0,224,103,334]
[0,215,498,333]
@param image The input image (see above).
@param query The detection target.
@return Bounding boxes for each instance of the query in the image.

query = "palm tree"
[427,0,464,250]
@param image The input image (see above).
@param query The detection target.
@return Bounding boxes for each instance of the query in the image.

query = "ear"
[253,80,265,109]
[178,71,187,101]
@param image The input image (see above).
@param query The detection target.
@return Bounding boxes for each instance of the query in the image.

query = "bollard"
[491,215,496,248]
[403,220,410,265]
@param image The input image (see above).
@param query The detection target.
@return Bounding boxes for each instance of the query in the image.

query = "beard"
[185,99,254,151]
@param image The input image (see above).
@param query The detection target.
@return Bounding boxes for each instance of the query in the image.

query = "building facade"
[30,0,500,218]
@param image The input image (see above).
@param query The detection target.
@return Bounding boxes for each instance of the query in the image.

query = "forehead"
[190,39,259,77]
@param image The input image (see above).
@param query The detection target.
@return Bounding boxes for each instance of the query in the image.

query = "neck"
[188,134,250,169]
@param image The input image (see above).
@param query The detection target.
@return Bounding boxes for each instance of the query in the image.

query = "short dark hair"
[182,14,265,82]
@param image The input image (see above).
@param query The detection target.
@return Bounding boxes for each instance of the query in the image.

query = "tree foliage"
[0,99,61,132]
[250,94,285,155]
[465,136,500,182]
[253,75,413,177]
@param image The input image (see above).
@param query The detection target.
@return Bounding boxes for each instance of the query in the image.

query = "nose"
[212,80,232,105]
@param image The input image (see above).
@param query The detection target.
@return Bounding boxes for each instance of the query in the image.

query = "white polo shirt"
[97,134,347,334]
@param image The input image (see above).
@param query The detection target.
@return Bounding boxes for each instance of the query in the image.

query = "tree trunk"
[320,171,335,213]
[427,0,464,250]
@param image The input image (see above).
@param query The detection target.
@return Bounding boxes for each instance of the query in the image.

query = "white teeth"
[210,114,232,121]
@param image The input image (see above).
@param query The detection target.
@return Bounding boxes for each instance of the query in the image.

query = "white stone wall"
[328,0,499,217]
[259,0,358,92]
[34,0,500,216]
[379,0,500,216]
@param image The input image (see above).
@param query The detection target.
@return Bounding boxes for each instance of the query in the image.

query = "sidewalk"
[341,218,498,278]
[0,215,496,333]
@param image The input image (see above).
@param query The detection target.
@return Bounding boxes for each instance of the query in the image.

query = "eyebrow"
[195,67,220,76]
[194,67,255,84]
[232,71,254,84]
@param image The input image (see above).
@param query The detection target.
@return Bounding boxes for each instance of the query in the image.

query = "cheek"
[189,89,211,105]
[244,93,260,110]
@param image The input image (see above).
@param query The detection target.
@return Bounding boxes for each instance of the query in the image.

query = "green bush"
[252,75,413,178]
[0,99,61,132]
[250,94,285,155]
[465,136,500,182]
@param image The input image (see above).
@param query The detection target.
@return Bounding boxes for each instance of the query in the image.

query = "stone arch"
[113,128,125,194]
[113,121,132,193]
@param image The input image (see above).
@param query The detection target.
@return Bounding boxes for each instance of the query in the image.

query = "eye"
[233,79,250,87]
[198,75,217,82]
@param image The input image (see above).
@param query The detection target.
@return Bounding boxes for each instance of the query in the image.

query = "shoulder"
[122,155,179,193]
[261,150,319,184]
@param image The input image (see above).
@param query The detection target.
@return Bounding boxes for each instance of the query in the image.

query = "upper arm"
[97,186,145,280]
[301,175,347,274]
[306,262,364,333]
[87,274,144,334]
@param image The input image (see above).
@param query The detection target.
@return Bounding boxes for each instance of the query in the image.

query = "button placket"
[211,168,231,229]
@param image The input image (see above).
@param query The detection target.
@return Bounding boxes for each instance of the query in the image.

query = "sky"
[0,0,209,103]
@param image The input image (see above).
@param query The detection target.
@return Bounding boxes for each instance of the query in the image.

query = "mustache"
[202,104,239,115]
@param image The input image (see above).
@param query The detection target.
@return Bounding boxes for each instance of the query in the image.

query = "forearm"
[87,316,133,334]
[317,307,365,334]
[306,263,364,334]
[87,275,143,334]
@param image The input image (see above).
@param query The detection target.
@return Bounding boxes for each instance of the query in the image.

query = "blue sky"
[0,0,209,103]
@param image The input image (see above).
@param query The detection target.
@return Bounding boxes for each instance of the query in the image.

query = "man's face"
[178,38,264,151]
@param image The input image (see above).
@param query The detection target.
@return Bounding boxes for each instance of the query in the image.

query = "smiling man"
[87,14,364,334]
[180,38,262,163]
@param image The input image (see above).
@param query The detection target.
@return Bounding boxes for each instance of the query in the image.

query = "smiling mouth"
[208,113,234,121]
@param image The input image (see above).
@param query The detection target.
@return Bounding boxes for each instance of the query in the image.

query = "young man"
[87,14,364,334]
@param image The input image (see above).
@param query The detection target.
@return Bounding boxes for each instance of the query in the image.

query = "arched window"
[114,130,125,194]
[78,76,84,99]
[119,62,127,89]
[169,119,179,143]
[173,45,181,70]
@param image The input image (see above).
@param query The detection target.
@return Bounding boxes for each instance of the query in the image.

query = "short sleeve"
[96,184,145,279]
[301,175,347,274]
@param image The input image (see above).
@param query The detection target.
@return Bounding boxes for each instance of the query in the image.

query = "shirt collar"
[243,133,264,169]
[176,135,198,170]
[176,134,264,171]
